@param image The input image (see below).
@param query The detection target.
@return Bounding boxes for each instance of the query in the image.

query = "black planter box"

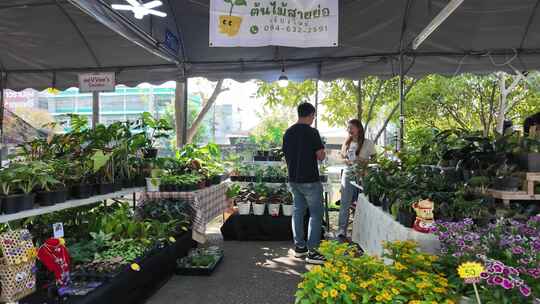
[254,156,269,161]
[519,153,540,172]
[96,183,114,195]
[221,214,293,241]
[175,254,223,276]
[71,184,94,199]
[21,231,196,304]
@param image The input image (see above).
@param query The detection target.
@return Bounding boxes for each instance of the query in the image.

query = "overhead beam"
[412,0,465,50]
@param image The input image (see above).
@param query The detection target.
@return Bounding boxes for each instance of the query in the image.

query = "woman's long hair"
[342,119,365,157]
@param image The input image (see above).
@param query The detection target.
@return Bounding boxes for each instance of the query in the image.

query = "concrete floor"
[146,240,308,304]
[146,210,347,304]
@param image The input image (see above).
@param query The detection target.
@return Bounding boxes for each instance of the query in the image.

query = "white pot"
[237,201,251,215]
[268,203,281,216]
[252,203,266,215]
[282,204,293,216]
[146,178,160,192]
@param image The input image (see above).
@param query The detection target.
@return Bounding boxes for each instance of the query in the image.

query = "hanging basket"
[0,230,36,266]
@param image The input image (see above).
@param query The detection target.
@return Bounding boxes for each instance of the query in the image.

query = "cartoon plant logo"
[219,0,246,37]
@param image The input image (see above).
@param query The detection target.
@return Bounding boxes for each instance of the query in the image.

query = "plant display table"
[351,195,440,256]
[487,172,540,207]
[140,182,230,243]
[221,214,293,241]
[21,231,196,304]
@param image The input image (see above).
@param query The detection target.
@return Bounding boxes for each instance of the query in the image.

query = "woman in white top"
[337,119,376,240]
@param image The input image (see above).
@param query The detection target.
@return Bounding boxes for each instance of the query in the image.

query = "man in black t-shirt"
[282,103,326,265]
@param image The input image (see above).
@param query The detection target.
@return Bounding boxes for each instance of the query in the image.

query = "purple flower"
[493,276,504,285]
[452,252,463,258]
[512,246,525,255]
[528,268,540,279]
[492,264,504,274]
[502,279,514,290]
[457,240,466,247]
[463,218,474,225]
[480,272,489,279]
[487,277,496,286]
[520,285,532,297]
[533,240,540,251]
[509,267,519,275]
[519,258,531,265]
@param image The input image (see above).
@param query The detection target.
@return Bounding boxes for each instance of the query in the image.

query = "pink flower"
[502,279,514,290]
[520,285,532,297]
[493,276,504,285]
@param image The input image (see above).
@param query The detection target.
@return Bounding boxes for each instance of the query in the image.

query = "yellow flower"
[130,263,141,271]
[339,284,347,291]
[433,287,447,293]
[394,262,407,271]
[316,283,324,289]
[330,289,338,298]
[359,282,369,288]
[341,274,351,282]
[391,288,400,295]
[375,295,383,302]
[440,281,449,288]
[321,291,329,298]
[416,282,429,289]
[409,301,421,304]
[312,266,322,273]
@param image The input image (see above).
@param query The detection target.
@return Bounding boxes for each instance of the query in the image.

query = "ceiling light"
[112,0,167,20]
[277,63,289,88]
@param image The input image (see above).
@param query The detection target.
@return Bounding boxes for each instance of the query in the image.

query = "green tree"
[248,106,295,148]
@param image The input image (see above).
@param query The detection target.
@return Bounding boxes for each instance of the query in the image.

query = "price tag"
[53,223,64,239]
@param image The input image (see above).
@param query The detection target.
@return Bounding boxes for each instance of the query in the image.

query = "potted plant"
[35,162,64,206]
[69,159,95,199]
[252,183,268,216]
[0,168,16,214]
[518,137,540,172]
[492,163,522,191]
[146,169,163,192]
[139,112,172,159]
[9,162,40,211]
[267,191,281,217]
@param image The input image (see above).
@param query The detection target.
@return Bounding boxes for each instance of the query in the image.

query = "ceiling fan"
[111,0,167,19]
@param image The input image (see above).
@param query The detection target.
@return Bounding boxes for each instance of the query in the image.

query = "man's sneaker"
[294,246,308,258]
[306,250,326,265]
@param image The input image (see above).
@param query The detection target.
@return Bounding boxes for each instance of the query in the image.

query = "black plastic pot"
[493,176,521,191]
[97,183,114,195]
[254,156,268,161]
[71,184,94,199]
[113,182,123,192]
[143,148,158,159]
[53,189,68,204]
[398,209,416,228]
[3,193,34,213]
[519,153,540,172]
[211,175,221,185]
[230,176,240,182]
[134,176,146,187]
[35,191,56,206]
[122,179,134,189]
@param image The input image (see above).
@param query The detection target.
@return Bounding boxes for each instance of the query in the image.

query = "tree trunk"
[186,79,228,143]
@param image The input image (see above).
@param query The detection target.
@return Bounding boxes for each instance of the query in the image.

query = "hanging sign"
[209,0,339,48]
[78,72,115,93]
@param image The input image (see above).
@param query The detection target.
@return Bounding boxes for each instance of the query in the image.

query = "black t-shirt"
[282,124,324,183]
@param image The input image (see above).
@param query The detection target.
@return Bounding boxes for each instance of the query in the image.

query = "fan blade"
[111,4,135,11]
[143,1,162,9]
[148,9,166,17]
[126,0,141,7]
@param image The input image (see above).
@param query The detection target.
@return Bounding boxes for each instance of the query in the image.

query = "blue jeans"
[288,182,323,250]
[338,168,357,236]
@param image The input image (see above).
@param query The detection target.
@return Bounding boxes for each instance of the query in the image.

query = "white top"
[346,139,376,161]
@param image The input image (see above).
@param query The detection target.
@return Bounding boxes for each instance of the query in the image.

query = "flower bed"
[296,241,457,304]
[432,216,540,303]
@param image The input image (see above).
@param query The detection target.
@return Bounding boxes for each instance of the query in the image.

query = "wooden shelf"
[0,187,145,223]
[487,189,540,207]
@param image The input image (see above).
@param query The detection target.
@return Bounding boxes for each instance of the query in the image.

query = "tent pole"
[315,80,319,129]
[357,78,362,121]
[398,53,405,151]
[175,78,187,148]
[92,91,99,128]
